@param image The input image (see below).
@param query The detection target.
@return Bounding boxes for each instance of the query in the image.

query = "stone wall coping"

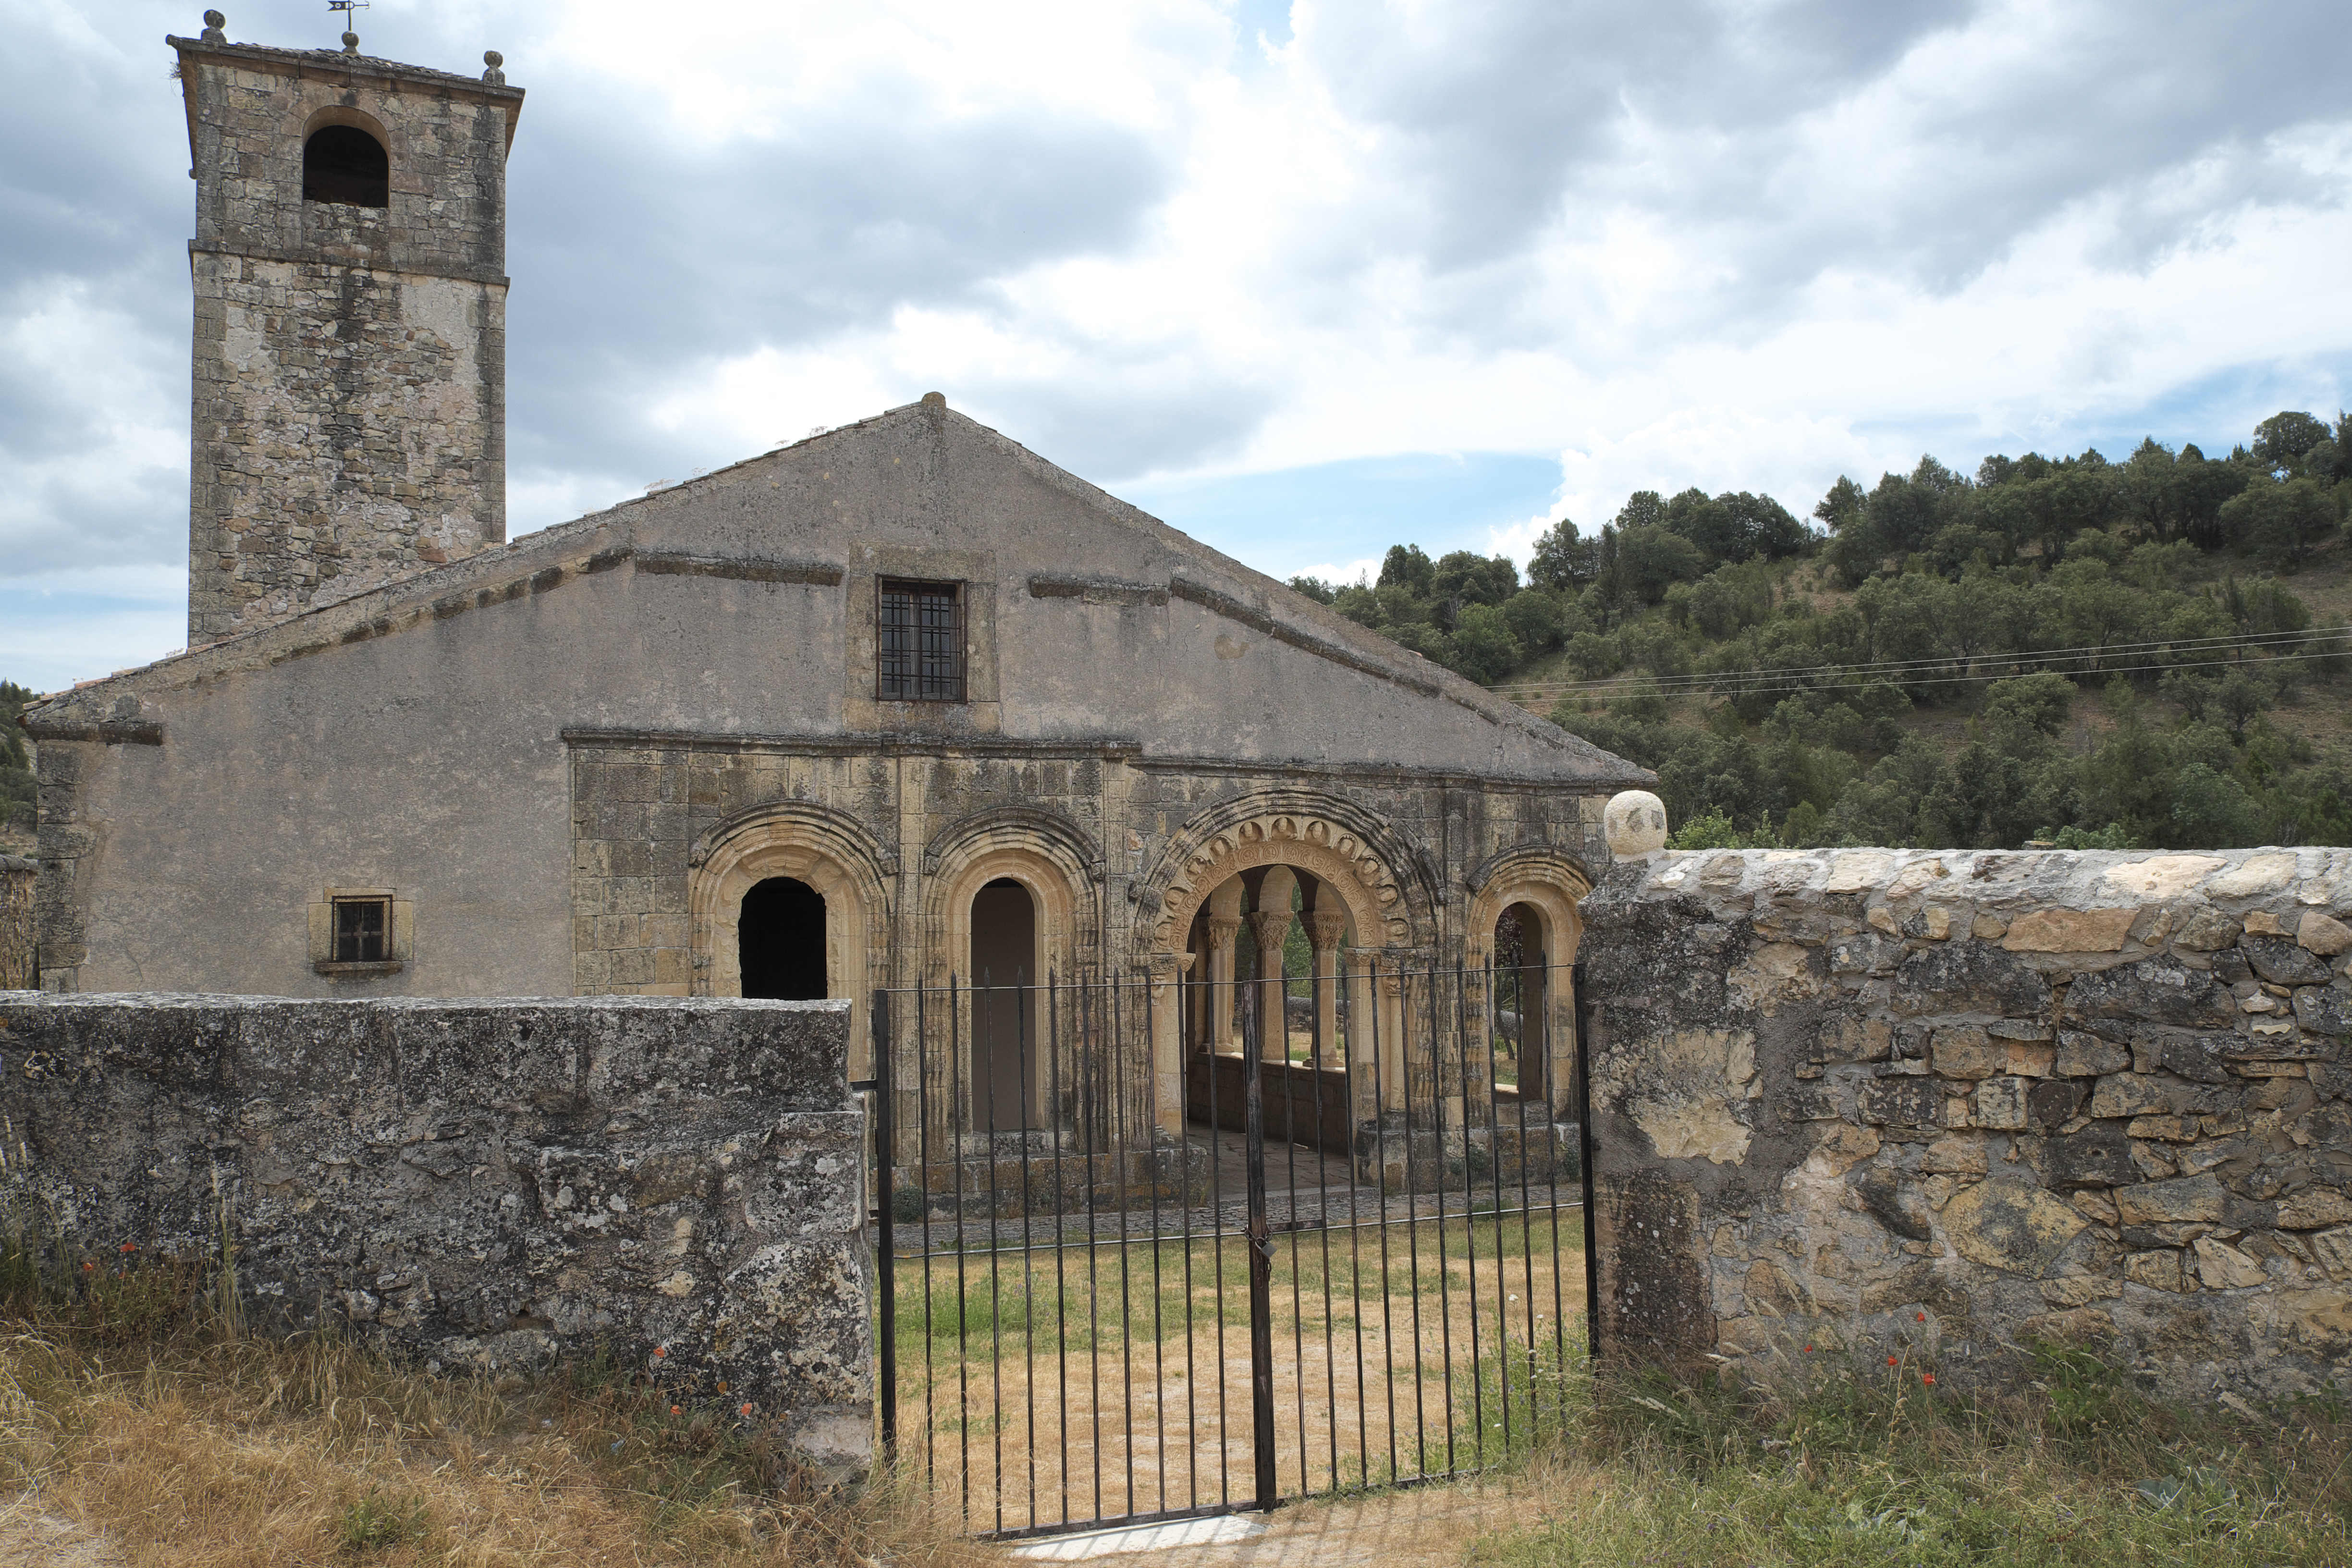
[1603,845,2352,924]
[2,992,848,1013]
[167,36,527,106]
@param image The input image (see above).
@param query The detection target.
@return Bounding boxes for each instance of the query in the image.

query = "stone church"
[24,17,1647,1159]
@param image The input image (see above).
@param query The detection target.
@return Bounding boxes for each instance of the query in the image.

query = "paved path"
[1002,1476,1550,1566]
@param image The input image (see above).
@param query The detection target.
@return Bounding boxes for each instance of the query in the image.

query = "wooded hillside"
[1292,411,2352,850]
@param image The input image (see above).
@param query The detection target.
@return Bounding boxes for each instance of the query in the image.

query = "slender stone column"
[1149,951,1194,1140]
[1248,910,1291,1062]
[1303,911,1346,1067]
[1205,916,1241,1051]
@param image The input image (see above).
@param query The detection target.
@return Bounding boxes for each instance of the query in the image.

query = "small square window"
[332,897,390,963]
[878,578,965,702]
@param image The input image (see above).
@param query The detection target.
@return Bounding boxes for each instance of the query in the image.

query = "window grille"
[878,579,965,702]
[332,897,390,963]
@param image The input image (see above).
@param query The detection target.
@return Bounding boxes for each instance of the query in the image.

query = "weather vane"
[328,0,368,51]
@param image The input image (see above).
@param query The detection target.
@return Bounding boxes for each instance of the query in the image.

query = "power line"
[1488,623,2352,701]
[1496,646,2352,709]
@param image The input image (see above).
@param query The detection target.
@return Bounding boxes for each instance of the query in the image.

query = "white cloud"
[7,0,2352,685]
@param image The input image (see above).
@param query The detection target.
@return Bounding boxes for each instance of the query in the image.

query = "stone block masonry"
[1581,846,2352,1405]
[171,35,521,642]
[0,993,871,1484]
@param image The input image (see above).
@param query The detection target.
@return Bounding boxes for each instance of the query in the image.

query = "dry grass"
[0,1323,995,1568]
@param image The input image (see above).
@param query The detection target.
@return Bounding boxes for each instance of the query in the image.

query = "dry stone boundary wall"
[1581,846,2352,1404]
[0,993,870,1483]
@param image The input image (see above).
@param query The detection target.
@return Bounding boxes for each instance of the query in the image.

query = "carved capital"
[1247,911,1293,953]
[1303,912,1347,953]
[1205,916,1242,948]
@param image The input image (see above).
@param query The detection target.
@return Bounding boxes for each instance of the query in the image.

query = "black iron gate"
[864,958,1591,1540]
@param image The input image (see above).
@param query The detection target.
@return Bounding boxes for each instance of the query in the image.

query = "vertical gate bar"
[872,989,898,1463]
[1178,968,1201,1515]
[1207,969,1229,1509]
[917,981,937,1488]
[1397,966,1428,1481]
[1308,956,1338,1495]
[1454,959,1483,1468]
[1337,952,1370,1488]
[1112,970,1136,1522]
[1144,967,1169,1517]
[1080,979,1104,1523]
[1425,964,1457,1478]
[980,969,1005,1535]
[1047,974,1071,1528]
[1574,961,1599,1367]
[1242,971,1278,1513]
[1504,957,1539,1449]
[950,973,971,1531]
[1015,969,1038,1529]
[1367,956,1398,1487]
[1481,958,1516,1459]
[1541,962,1568,1412]
[1282,957,1307,1500]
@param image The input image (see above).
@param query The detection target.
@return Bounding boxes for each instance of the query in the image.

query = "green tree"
[1377,544,1435,596]
[1612,525,1708,603]
[2218,476,2342,565]
[1527,518,1598,590]
[2253,410,2331,475]
[1429,550,1518,611]
[1446,603,1522,683]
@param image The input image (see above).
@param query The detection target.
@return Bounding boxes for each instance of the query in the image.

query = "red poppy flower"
[1804,1345,1814,1353]
[740,1403,754,1417]
[652,1347,665,1358]
[1887,1356,1898,1366]
[119,1243,137,1253]
[670,1405,681,1416]
[1923,1373,1936,1385]
[1916,1311,1926,1322]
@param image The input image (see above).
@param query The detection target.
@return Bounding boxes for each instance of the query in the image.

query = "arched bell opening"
[303,124,389,208]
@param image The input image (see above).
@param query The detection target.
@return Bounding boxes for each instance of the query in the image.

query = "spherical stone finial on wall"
[200,9,226,42]
[1603,790,1669,858]
[482,49,506,84]
[341,30,359,53]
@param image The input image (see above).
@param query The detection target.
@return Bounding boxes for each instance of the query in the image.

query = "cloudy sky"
[4,0,2350,691]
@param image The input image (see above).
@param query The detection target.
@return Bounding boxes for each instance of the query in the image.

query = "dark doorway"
[739,877,826,1000]
[970,878,1037,1130]
[1495,902,1546,1102]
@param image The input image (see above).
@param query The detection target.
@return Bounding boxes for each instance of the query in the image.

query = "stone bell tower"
[169,11,524,643]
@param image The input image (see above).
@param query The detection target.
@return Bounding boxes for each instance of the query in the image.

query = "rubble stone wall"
[0,993,870,1482]
[1580,847,2352,1404]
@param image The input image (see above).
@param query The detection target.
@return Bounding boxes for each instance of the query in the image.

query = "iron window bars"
[879,578,966,702]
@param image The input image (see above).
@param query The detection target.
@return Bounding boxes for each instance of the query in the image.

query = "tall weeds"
[1479,1342,2352,1568]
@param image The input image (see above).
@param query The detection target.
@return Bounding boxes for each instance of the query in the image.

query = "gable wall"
[29,407,1634,999]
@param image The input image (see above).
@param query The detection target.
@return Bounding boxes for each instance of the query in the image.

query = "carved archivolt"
[1149,804,1421,950]
[1464,843,1595,956]
[687,804,893,1031]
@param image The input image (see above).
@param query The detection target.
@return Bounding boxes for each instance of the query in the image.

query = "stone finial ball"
[484,49,503,66]
[204,9,225,26]
[1603,790,1669,857]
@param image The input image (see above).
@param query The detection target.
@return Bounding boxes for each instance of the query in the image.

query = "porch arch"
[688,802,891,1067]
[1464,845,1594,1119]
